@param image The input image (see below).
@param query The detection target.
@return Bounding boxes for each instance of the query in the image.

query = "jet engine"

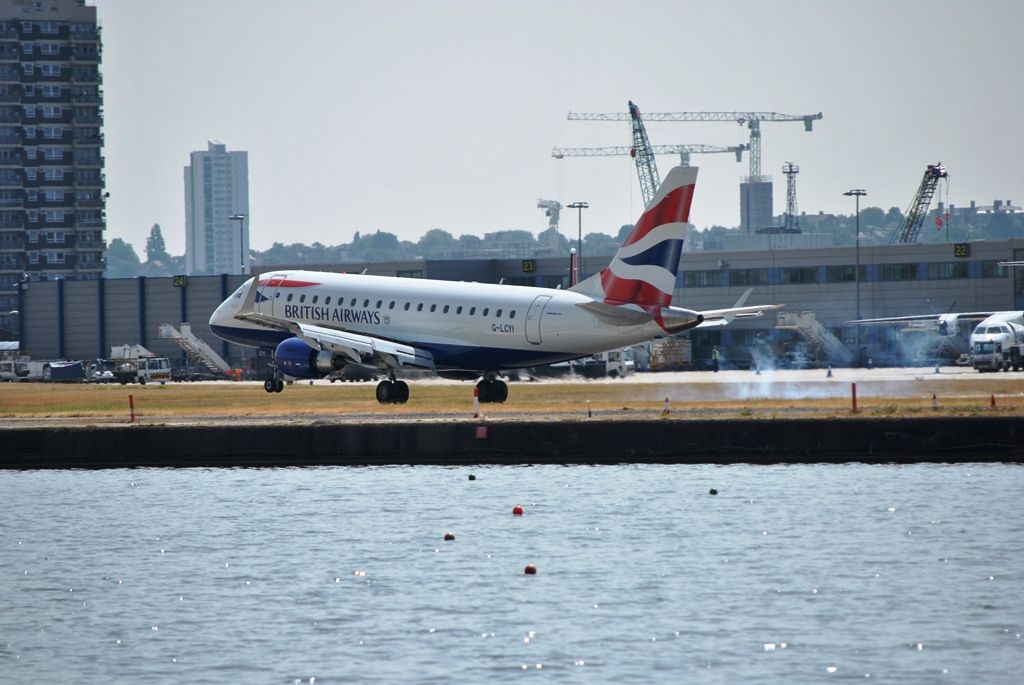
[937,314,961,336]
[275,337,345,379]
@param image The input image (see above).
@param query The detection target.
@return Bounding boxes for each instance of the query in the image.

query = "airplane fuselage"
[210,270,671,371]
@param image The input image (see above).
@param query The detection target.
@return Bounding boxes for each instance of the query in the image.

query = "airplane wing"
[695,289,783,328]
[234,280,435,371]
[847,312,996,325]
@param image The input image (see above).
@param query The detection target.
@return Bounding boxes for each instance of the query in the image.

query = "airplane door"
[263,272,289,317]
[525,295,551,345]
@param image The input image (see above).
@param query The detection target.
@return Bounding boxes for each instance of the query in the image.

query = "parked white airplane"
[209,166,780,403]
[851,311,1024,371]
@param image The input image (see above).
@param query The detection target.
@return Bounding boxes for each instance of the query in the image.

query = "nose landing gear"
[262,347,285,393]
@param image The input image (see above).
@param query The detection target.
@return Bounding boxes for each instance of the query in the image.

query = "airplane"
[209,166,781,403]
[850,311,1024,372]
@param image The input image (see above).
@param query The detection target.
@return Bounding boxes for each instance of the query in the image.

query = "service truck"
[109,344,172,384]
[971,319,1024,372]
[112,355,172,385]
[573,348,636,379]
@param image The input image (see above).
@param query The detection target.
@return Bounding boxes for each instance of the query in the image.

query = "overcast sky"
[94,0,1023,255]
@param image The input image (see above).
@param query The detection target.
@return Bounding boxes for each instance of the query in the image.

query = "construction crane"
[782,162,800,231]
[567,109,823,179]
[536,198,561,230]
[552,143,748,166]
[627,100,660,207]
[890,163,949,244]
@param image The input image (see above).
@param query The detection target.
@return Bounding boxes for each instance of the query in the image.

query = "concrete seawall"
[2,416,1022,468]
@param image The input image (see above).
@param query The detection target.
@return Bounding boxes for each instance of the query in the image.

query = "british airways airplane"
[209,166,779,403]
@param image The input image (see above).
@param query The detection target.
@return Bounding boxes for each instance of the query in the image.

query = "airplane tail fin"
[569,166,696,307]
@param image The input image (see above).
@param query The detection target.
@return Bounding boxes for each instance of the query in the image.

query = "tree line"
[105,209,1024,279]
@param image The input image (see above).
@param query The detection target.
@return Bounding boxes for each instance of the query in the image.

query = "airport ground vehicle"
[972,340,1024,372]
[0,358,29,381]
[112,356,172,385]
[574,348,636,379]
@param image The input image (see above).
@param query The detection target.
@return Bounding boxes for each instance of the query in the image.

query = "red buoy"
[524,564,537,575]
[512,505,524,516]
[443,532,455,541]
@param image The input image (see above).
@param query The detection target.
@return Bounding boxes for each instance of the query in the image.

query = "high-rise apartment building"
[0,0,104,339]
[184,140,249,276]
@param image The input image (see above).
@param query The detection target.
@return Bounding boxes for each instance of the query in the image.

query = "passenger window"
[456,306,463,315]
[363,299,369,307]
[389,301,395,310]
[404,302,410,311]
[496,308,502,317]
[509,310,516,318]
[287,293,294,302]
[325,296,331,305]
[376,299,382,308]
[417,303,424,312]
[469,307,476,315]
[312,295,318,304]
[430,304,437,312]
[350,298,356,306]
[443,305,450,314]
[483,308,489,316]
[300,294,306,303]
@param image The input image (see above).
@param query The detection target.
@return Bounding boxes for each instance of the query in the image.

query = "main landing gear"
[375,378,410,404]
[475,376,508,403]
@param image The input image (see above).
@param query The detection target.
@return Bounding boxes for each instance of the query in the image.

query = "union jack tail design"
[571,166,696,307]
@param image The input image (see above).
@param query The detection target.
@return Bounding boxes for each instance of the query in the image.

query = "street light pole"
[844,189,866,365]
[229,213,246,275]
[567,201,588,277]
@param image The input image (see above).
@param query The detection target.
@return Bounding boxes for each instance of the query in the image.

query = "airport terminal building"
[16,237,1024,371]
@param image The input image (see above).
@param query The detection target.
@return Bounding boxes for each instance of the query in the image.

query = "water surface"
[1,464,1021,683]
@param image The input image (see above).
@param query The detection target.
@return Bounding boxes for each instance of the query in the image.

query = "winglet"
[733,288,753,309]
[235,276,260,318]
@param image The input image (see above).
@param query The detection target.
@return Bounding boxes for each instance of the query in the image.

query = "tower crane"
[552,143,748,167]
[782,162,800,231]
[568,109,823,179]
[890,163,949,244]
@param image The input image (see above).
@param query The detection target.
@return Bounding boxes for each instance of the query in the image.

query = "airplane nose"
[209,301,226,328]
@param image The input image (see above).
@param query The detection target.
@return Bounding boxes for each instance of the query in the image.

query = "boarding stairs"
[775,311,853,366]
[159,323,231,375]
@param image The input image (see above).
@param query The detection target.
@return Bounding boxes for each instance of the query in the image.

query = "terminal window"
[879,264,919,281]
[927,262,968,280]
[780,267,818,285]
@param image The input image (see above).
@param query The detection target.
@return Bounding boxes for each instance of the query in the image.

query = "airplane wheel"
[274,379,285,393]
[376,380,393,404]
[393,380,410,403]
[264,379,275,393]
[476,380,491,403]
[494,380,508,403]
